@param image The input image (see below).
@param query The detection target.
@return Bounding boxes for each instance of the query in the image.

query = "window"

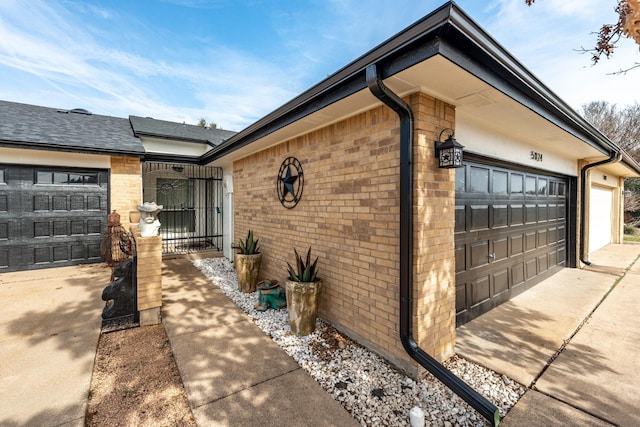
[492,171,508,194]
[0,168,5,184]
[538,178,547,195]
[526,177,537,194]
[470,166,489,193]
[36,170,99,185]
[511,174,523,194]
[455,167,466,192]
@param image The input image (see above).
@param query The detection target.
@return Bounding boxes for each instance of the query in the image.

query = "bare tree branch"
[526,0,639,67]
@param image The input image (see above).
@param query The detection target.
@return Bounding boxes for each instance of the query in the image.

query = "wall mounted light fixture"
[434,128,464,169]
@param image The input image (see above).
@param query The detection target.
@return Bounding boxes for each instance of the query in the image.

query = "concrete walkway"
[0,263,109,427]
[161,258,360,427]
[457,244,640,426]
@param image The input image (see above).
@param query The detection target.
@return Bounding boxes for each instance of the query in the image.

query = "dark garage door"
[455,159,569,326]
[0,165,108,272]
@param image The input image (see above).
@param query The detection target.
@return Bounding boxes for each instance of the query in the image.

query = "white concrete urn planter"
[234,253,262,293]
[285,279,322,336]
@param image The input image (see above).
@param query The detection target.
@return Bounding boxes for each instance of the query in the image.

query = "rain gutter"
[365,63,500,426]
[579,151,622,266]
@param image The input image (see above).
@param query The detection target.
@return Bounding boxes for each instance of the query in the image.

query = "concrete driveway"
[0,263,110,427]
[457,244,640,426]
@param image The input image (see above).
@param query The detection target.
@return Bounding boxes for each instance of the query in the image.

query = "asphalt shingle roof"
[0,100,145,156]
[129,115,236,146]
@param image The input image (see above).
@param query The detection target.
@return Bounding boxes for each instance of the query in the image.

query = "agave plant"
[287,247,319,282]
[238,230,260,255]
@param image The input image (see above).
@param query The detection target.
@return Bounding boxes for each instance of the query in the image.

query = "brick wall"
[411,94,457,362]
[233,92,456,375]
[110,156,142,230]
[132,228,163,325]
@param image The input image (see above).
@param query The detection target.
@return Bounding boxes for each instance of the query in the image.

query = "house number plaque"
[530,151,543,162]
[277,157,304,209]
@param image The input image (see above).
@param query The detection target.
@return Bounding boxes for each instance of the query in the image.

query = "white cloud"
[0,0,304,130]
[0,0,637,133]
[480,0,640,109]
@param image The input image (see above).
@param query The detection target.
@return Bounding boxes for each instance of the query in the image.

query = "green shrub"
[287,247,319,282]
[238,230,260,254]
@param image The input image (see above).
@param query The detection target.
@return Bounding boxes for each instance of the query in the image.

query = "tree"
[526,0,640,72]
[581,100,640,225]
[581,101,640,155]
[197,118,218,129]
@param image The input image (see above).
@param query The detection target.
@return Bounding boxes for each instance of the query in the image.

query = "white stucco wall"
[455,114,578,176]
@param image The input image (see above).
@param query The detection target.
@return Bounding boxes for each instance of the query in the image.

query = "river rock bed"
[193,257,525,427]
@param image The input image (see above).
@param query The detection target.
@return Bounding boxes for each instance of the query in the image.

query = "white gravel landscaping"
[193,257,525,427]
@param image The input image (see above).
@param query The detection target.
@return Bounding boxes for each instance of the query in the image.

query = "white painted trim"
[0,147,110,168]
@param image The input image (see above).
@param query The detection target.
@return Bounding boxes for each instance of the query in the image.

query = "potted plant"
[234,230,261,293]
[285,247,322,336]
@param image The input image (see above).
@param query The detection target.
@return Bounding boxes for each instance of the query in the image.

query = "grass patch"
[624,235,640,243]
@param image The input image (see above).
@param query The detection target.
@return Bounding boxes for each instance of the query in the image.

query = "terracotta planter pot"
[285,279,322,336]
[234,253,262,293]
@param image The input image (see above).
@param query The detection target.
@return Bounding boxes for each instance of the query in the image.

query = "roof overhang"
[191,1,640,177]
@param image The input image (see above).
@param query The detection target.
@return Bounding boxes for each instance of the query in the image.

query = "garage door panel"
[492,205,508,228]
[538,229,548,246]
[0,248,8,268]
[456,283,467,314]
[87,195,105,211]
[493,237,508,261]
[525,204,537,224]
[455,205,466,233]
[470,205,490,230]
[547,250,557,270]
[455,244,466,273]
[470,240,490,268]
[557,247,566,264]
[558,204,566,220]
[471,275,490,307]
[0,165,108,272]
[538,254,549,272]
[510,233,524,256]
[558,225,566,242]
[525,257,537,279]
[525,231,537,251]
[510,204,524,226]
[455,160,568,326]
[493,269,509,295]
[512,262,525,286]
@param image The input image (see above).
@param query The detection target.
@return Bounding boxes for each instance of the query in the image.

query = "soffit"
[204,55,612,171]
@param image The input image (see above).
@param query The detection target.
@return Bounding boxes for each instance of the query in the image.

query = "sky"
[0,0,638,132]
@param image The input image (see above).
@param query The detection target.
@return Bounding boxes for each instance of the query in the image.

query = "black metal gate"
[142,163,223,254]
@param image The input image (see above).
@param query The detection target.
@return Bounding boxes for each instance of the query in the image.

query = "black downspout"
[365,64,500,426]
[579,151,621,266]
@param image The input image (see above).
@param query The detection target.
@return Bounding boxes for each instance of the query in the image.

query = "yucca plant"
[238,230,260,255]
[287,247,319,282]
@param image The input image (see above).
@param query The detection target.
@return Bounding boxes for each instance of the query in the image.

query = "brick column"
[132,228,163,326]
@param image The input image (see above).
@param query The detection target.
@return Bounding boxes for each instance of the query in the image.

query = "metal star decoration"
[277,157,304,209]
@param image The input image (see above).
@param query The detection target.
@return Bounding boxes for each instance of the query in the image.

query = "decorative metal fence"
[142,162,223,255]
